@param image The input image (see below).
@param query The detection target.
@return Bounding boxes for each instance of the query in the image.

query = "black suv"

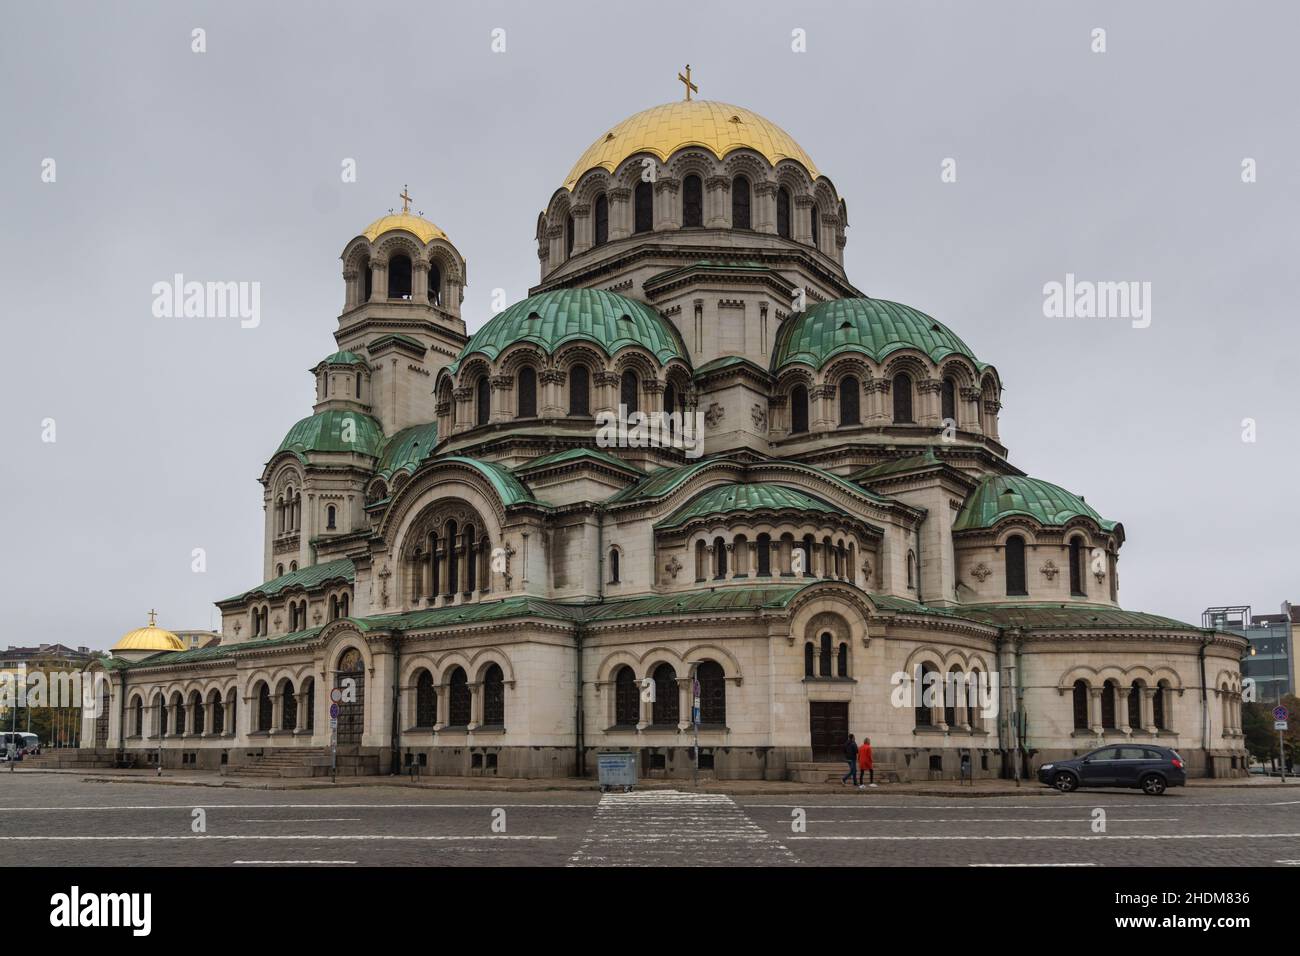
[1037,744,1186,795]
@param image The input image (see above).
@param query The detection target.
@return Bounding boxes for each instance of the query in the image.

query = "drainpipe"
[1199,634,1212,778]
[389,630,402,776]
[995,631,1007,777]
[913,523,924,604]
[574,508,605,779]
[116,668,126,759]
[1010,628,1026,784]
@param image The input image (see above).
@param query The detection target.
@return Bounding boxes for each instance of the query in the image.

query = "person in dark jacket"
[841,733,858,785]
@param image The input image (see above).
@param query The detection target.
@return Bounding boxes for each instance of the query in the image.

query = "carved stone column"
[793,195,815,244]
[705,175,730,228]
[654,178,680,230]
[608,187,631,240]
[754,182,777,234]
[490,374,514,424]
[571,202,592,255]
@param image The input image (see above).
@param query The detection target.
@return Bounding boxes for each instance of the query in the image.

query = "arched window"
[565,212,575,258]
[388,254,412,299]
[132,696,143,736]
[355,372,362,398]
[362,258,372,301]
[1101,680,1117,730]
[837,642,849,678]
[427,262,441,305]
[620,369,639,414]
[210,690,224,735]
[1072,680,1089,730]
[568,364,590,416]
[593,193,609,246]
[682,174,703,227]
[303,678,314,731]
[614,666,639,726]
[475,375,490,426]
[281,681,297,732]
[839,376,860,426]
[968,671,983,730]
[756,533,771,576]
[517,367,537,418]
[257,682,273,732]
[790,384,809,433]
[326,505,337,530]
[892,372,913,423]
[1005,535,1027,596]
[776,186,791,238]
[713,536,727,579]
[819,632,832,677]
[732,176,751,229]
[445,520,459,595]
[799,535,814,578]
[804,642,815,677]
[810,204,820,249]
[448,667,471,726]
[157,694,168,737]
[609,548,620,584]
[651,663,678,725]
[1154,682,1169,730]
[944,668,961,728]
[941,377,956,423]
[1069,537,1086,596]
[697,660,726,725]
[634,179,653,233]
[916,663,937,727]
[906,551,917,589]
[483,664,505,726]
[694,540,707,582]
[663,382,677,439]
[1128,681,1142,729]
[464,524,477,594]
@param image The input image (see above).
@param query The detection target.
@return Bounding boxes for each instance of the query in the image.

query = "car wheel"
[1053,771,1078,793]
[1140,774,1166,796]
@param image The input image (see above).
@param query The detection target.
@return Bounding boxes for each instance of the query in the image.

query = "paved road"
[2,776,1298,867]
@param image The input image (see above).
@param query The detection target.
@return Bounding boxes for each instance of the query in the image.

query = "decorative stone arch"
[610,346,661,382]
[552,342,605,375]
[681,644,744,682]
[722,149,771,187]
[454,355,493,390]
[773,160,814,197]
[611,152,662,190]
[432,650,475,686]
[399,655,438,689]
[638,646,688,674]
[665,149,718,186]
[937,356,979,390]
[378,460,513,545]
[574,168,615,208]
[595,649,644,686]
[1055,665,1102,691]
[822,355,871,389]
[992,522,1041,547]
[371,232,424,267]
[495,342,550,378]
[880,351,932,382]
[811,179,839,218]
[786,584,872,649]
[341,236,374,270]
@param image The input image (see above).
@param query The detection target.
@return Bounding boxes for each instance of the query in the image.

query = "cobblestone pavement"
[2,775,1298,867]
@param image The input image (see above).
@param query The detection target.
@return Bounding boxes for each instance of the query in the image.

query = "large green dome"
[275,410,384,461]
[773,297,984,372]
[447,287,689,375]
[953,475,1117,533]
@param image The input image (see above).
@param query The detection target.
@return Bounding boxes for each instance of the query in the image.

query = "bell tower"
[336,190,470,432]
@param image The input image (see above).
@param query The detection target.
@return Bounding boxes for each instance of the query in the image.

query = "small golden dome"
[361,212,448,245]
[563,100,820,191]
[112,619,185,653]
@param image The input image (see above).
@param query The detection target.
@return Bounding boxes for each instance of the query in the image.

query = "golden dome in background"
[563,99,821,191]
[112,613,185,653]
[361,212,448,245]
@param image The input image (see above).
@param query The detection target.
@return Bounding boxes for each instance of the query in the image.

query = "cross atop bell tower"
[399,184,413,213]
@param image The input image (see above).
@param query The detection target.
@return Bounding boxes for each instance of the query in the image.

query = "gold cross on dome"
[399,185,413,213]
[147,609,158,626]
[678,64,698,101]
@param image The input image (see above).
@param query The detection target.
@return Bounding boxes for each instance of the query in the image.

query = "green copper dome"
[953,475,1117,533]
[374,422,439,481]
[773,297,985,372]
[657,482,838,529]
[317,350,366,367]
[447,288,689,374]
[275,410,384,460]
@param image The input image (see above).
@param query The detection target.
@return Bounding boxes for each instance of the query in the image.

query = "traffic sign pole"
[1274,706,1290,782]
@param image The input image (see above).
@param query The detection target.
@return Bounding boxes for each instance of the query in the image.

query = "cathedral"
[80,77,1248,781]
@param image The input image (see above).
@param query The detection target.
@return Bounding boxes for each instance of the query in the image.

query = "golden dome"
[112,620,185,653]
[563,100,820,191]
[361,212,448,245]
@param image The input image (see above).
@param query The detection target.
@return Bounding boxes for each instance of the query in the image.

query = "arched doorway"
[334,648,365,745]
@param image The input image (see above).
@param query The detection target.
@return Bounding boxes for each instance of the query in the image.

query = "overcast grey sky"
[1,0,1295,649]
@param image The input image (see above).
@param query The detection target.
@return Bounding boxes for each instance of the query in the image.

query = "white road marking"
[1275,860,1300,865]
[745,800,1300,810]
[813,817,1178,824]
[240,818,361,823]
[1,834,558,841]
[568,790,798,866]
[791,832,1300,841]
[969,863,1097,867]
[233,860,356,865]
[0,803,595,811]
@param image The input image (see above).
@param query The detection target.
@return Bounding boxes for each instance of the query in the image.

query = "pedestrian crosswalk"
[567,790,799,867]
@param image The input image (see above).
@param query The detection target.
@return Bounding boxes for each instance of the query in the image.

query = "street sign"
[1275,720,1289,732]
[1274,705,1289,721]
[329,703,340,719]
[329,717,338,729]
[329,688,343,704]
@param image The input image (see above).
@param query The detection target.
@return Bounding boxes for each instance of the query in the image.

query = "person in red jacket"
[857,737,876,789]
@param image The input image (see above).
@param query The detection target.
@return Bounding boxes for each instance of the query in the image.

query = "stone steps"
[787,760,901,784]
